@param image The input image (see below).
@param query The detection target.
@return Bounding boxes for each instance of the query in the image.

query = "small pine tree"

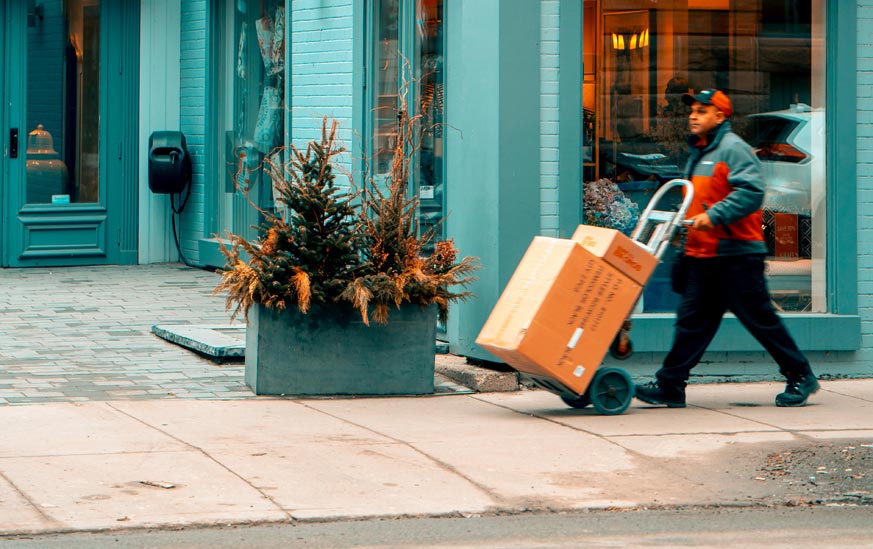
[215,118,362,320]
[216,111,479,326]
[341,108,479,325]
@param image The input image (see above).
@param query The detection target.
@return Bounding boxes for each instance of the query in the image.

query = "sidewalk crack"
[467,396,724,488]
[0,469,65,528]
[105,402,292,520]
[297,401,507,506]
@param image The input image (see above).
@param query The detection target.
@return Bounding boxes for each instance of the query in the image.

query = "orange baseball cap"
[682,89,733,117]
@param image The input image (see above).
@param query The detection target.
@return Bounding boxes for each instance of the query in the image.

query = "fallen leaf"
[140,481,176,489]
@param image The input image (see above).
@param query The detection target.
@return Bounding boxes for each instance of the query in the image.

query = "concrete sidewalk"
[2,263,872,536]
[1,380,872,535]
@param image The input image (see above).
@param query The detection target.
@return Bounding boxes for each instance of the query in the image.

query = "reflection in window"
[26,0,100,205]
[370,0,445,249]
[372,0,400,176]
[415,0,445,245]
[216,0,286,241]
[587,0,825,313]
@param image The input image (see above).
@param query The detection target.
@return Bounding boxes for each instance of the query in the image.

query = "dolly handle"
[630,179,695,260]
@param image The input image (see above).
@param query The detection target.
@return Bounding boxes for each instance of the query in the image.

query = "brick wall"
[289,0,355,183]
[859,0,873,350]
[179,0,207,264]
[540,0,561,237]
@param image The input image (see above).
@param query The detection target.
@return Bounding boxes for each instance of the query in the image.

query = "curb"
[435,354,520,393]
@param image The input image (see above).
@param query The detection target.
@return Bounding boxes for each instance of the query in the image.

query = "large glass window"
[585,0,825,314]
[369,0,446,249]
[215,0,286,241]
[25,0,101,206]
[371,0,400,179]
[413,0,446,244]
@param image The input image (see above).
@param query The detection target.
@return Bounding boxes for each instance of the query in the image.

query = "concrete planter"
[245,303,437,396]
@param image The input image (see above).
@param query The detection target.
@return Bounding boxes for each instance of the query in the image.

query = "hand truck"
[534,178,695,415]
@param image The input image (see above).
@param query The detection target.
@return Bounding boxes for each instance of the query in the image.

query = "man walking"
[635,89,819,408]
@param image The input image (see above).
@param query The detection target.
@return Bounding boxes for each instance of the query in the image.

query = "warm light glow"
[688,0,729,8]
[612,29,649,51]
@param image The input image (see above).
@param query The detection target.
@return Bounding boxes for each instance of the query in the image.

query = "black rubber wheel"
[560,391,591,409]
[609,335,634,360]
[590,367,634,415]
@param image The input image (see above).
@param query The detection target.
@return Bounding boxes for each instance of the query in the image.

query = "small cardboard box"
[475,236,654,395]
[570,224,659,286]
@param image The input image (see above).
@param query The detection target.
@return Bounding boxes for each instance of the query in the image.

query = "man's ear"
[715,110,726,123]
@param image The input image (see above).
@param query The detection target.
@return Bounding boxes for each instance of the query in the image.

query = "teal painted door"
[1,0,138,267]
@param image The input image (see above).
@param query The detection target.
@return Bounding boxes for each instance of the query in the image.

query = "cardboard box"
[570,224,659,286]
[475,235,655,395]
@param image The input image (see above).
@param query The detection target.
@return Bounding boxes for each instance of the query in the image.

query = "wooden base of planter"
[245,303,437,396]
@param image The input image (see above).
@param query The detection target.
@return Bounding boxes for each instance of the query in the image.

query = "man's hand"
[690,212,715,231]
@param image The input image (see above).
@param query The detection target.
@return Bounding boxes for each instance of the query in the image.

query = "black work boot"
[635,381,686,408]
[775,374,820,407]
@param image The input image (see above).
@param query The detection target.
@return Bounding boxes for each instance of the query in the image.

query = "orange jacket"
[683,122,769,258]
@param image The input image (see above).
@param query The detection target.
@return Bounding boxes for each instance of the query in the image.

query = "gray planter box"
[245,303,437,396]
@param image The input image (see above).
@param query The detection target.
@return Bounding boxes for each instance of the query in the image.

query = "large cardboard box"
[476,234,656,395]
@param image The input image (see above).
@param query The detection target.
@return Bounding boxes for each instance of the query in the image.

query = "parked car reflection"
[747,104,824,312]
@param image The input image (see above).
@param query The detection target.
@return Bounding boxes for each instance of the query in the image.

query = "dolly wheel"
[609,333,634,360]
[590,367,634,415]
[560,391,591,409]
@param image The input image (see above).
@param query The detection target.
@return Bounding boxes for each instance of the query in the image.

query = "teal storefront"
[0,0,140,267]
[40,0,860,379]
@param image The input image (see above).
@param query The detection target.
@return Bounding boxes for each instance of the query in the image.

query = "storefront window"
[414,0,446,244]
[25,0,101,205]
[215,0,286,241]
[585,0,825,313]
[372,0,400,178]
[369,0,446,248]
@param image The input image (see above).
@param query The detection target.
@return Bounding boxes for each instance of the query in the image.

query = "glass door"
[2,0,138,267]
[213,0,286,244]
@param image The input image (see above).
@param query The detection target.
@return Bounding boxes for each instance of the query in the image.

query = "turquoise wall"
[289,0,355,173]
[179,0,207,264]
[444,0,542,358]
[857,0,873,358]
[138,0,181,264]
[540,0,562,237]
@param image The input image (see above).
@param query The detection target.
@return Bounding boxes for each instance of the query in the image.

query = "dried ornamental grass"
[214,113,479,326]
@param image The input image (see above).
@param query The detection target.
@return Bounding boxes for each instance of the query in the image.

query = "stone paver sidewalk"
[0,264,466,405]
[0,265,249,404]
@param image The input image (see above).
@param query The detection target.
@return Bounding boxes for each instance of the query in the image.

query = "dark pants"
[657,254,812,390]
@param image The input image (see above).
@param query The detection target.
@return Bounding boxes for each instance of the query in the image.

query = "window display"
[414,0,446,245]
[585,0,825,313]
[216,0,286,241]
[369,0,445,249]
[25,0,100,205]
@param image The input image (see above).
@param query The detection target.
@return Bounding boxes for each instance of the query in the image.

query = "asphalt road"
[4,506,872,548]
